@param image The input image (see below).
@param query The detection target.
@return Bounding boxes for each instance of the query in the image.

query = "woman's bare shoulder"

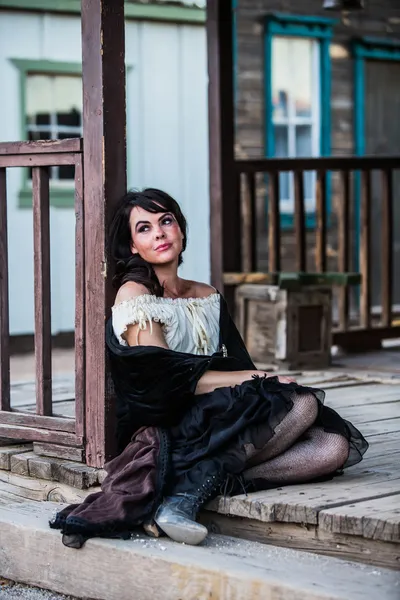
[188,280,218,298]
[114,281,151,306]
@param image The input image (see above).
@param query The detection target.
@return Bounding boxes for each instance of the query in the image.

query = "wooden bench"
[225,272,361,370]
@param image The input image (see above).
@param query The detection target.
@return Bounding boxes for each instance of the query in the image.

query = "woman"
[51,188,368,548]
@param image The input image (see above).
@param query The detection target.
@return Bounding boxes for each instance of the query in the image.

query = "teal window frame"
[263,14,336,229]
[10,59,82,208]
[352,37,400,270]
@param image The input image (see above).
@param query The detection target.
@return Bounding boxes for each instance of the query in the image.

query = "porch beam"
[81,0,127,467]
[207,0,239,292]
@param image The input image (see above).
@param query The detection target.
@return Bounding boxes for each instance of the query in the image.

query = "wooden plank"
[32,167,52,416]
[74,156,85,440]
[360,170,372,329]
[209,469,400,527]
[0,153,80,168]
[337,404,400,425]
[200,513,400,571]
[360,417,400,437]
[224,272,278,286]
[0,445,32,470]
[320,494,400,543]
[293,171,306,272]
[381,168,393,327]
[315,170,327,273]
[235,155,400,173]
[0,471,97,504]
[82,0,127,467]
[333,326,400,350]
[0,411,74,432]
[2,502,397,600]
[268,172,281,272]
[207,0,238,291]
[0,168,10,412]
[0,138,82,155]
[241,173,257,272]
[337,170,351,331]
[33,442,83,462]
[0,424,81,446]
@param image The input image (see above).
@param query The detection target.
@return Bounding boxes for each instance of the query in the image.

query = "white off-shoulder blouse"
[112,293,221,356]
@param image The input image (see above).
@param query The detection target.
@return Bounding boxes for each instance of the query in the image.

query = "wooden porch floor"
[6,345,400,571]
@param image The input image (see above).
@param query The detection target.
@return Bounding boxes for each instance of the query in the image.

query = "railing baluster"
[294,170,306,272]
[381,168,393,328]
[338,170,351,331]
[360,169,372,329]
[74,158,85,439]
[32,167,52,416]
[241,173,257,272]
[315,170,327,272]
[0,168,10,412]
[268,171,281,273]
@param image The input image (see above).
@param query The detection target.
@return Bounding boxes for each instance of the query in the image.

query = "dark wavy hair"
[109,188,188,296]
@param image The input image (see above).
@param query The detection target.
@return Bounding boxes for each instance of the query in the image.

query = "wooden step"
[0,499,398,600]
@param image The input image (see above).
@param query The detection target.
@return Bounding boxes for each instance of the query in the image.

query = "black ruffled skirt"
[167,376,368,493]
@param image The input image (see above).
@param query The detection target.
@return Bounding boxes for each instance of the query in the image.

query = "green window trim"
[263,13,336,230]
[0,0,206,24]
[352,36,400,271]
[11,59,82,208]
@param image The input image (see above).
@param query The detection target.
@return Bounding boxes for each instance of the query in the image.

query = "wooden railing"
[233,155,400,349]
[0,139,85,453]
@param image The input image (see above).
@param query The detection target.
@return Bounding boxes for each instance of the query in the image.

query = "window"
[26,73,82,182]
[10,59,82,207]
[264,14,335,226]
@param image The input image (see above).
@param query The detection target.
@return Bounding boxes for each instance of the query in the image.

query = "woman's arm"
[122,318,295,393]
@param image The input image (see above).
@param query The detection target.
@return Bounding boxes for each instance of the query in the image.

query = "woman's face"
[129,206,184,265]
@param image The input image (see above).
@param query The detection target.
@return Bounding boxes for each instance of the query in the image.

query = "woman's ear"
[130,242,138,255]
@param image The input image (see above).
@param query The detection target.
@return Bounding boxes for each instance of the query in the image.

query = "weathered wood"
[0,471,98,504]
[223,272,278,285]
[320,494,400,543]
[293,171,306,272]
[241,172,256,272]
[235,155,400,173]
[268,171,281,272]
[32,167,52,416]
[0,168,10,412]
[333,326,400,351]
[207,0,238,291]
[360,169,372,329]
[74,156,85,440]
[381,168,393,327]
[0,445,32,471]
[200,514,400,571]
[0,411,74,432]
[0,424,81,446]
[1,501,397,599]
[0,138,82,155]
[315,170,327,273]
[82,0,127,467]
[0,153,81,168]
[338,170,351,331]
[33,442,83,462]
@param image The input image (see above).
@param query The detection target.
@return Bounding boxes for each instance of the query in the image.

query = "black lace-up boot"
[154,474,224,545]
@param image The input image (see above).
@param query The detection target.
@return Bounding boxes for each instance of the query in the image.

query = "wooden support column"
[81,0,127,467]
[207,0,239,293]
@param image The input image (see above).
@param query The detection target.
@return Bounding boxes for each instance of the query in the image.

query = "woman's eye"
[138,225,149,233]
[162,217,173,225]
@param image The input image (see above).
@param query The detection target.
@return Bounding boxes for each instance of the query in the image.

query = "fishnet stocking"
[243,426,350,484]
[244,392,319,467]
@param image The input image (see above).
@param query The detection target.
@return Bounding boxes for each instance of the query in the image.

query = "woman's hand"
[195,370,296,395]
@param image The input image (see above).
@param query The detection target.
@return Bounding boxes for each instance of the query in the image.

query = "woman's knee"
[316,431,350,473]
[291,392,318,428]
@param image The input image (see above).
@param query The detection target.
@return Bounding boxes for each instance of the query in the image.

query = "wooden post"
[207,0,239,292]
[0,168,10,412]
[81,0,127,467]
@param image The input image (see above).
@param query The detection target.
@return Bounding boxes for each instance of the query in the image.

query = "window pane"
[292,39,314,118]
[26,75,53,118]
[272,37,290,119]
[296,125,313,200]
[53,75,82,128]
[273,125,290,200]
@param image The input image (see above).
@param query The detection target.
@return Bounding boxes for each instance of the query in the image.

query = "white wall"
[0,11,209,335]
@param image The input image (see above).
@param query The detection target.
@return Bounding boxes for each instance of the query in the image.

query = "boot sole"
[154,518,208,545]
